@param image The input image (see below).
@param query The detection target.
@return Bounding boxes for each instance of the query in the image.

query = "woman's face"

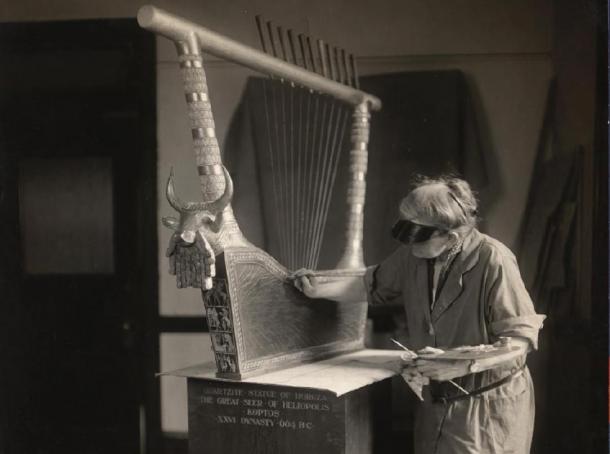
[407,217,453,259]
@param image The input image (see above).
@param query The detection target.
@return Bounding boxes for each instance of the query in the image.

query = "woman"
[293,176,545,454]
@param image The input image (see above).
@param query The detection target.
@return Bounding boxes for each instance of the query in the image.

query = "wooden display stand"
[164,349,404,454]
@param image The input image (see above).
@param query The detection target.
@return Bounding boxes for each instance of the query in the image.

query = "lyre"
[139,5,382,378]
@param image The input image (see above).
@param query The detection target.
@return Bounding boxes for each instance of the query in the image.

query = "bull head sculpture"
[162,166,233,246]
[162,166,236,289]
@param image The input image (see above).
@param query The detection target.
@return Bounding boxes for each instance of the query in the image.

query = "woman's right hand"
[291,269,323,299]
[291,268,367,303]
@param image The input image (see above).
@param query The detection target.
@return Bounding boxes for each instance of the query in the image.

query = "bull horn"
[186,166,234,214]
[166,166,234,214]
[166,167,187,212]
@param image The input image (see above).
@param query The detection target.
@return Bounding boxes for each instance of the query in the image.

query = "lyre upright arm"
[174,36,225,201]
[172,34,248,253]
[336,103,370,270]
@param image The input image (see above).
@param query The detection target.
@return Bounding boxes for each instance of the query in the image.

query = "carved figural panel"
[225,248,366,377]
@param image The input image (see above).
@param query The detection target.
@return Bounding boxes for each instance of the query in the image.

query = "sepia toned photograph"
[0,1,607,453]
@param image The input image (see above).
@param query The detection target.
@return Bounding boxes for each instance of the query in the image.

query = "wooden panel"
[221,247,367,377]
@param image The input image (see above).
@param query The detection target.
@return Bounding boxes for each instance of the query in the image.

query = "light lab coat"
[366,229,545,454]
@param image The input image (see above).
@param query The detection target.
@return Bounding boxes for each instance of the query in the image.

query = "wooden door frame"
[0,18,160,453]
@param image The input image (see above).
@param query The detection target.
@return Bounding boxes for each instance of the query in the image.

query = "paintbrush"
[391,338,418,359]
[391,338,469,396]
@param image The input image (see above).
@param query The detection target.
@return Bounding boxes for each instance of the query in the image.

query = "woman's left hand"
[412,359,472,381]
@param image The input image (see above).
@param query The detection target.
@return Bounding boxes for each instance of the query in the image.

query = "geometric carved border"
[219,246,366,379]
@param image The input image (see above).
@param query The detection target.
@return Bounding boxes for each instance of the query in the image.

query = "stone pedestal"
[164,349,404,454]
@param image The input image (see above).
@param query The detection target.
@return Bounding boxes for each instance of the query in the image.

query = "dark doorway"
[0,20,157,454]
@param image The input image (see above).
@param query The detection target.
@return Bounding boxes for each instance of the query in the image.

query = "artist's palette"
[416,344,521,361]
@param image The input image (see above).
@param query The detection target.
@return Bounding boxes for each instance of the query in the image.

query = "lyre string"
[310,44,336,268]
[279,26,298,268]
[288,53,297,269]
[286,30,299,270]
[313,103,349,267]
[277,26,292,267]
[256,16,284,261]
[310,94,336,268]
[278,28,292,264]
[303,36,317,269]
[303,39,322,269]
[286,29,298,268]
[305,39,321,268]
[265,21,290,263]
[277,29,290,266]
[311,45,346,269]
[288,32,300,269]
[298,35,314,268]
[295,34,307,270]
[271,92,288,264]
[256,17,356,270]
[306,40,330,269]
[311,45,348,267]
[313,46,344,269]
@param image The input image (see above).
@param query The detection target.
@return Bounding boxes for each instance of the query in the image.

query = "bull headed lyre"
[139,5,379,377]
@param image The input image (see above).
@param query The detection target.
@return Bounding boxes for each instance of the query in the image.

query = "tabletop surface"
[160,348,405,396]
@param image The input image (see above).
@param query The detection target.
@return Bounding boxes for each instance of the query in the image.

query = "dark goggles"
[391,219,441,245]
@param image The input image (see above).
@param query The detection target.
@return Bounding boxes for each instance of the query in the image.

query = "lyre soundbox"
[139,6,381,380]
[205,248,367,379]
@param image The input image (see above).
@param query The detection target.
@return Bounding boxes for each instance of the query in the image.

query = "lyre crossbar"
[139,5,382,378]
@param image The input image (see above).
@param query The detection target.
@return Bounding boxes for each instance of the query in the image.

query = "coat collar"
[414,228,483,322]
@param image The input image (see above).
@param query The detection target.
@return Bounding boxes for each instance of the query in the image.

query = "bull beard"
[166,231,216,290]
